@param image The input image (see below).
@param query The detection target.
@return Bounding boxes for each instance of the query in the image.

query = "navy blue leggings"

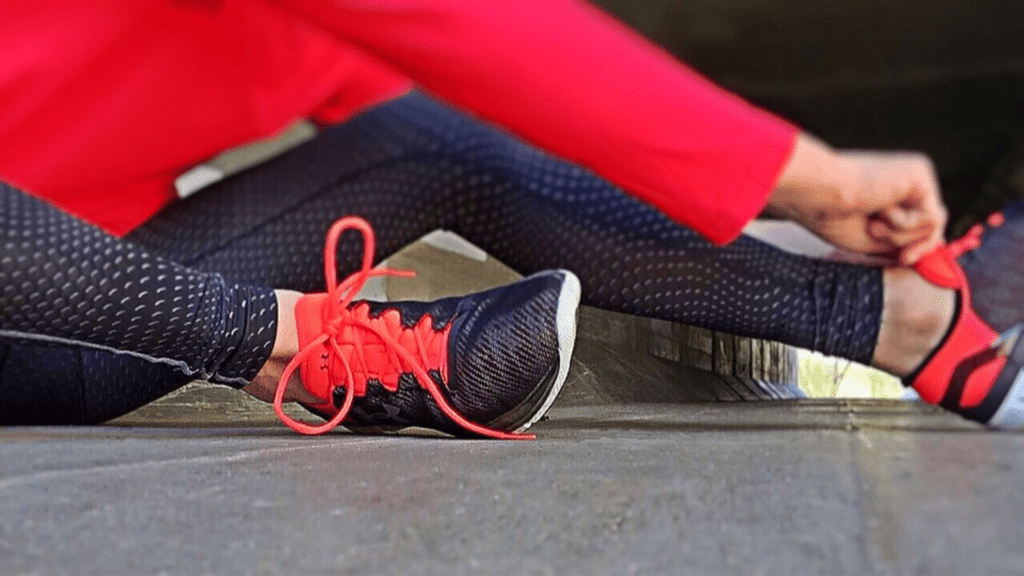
[0,93,883,424]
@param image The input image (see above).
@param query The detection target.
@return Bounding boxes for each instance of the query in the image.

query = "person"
[1,0,1020,436]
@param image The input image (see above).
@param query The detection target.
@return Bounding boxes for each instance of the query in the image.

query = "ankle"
[872,268,956,377]
[243,289,320,405]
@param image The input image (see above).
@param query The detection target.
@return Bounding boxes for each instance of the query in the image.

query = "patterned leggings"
[0,92,882,424]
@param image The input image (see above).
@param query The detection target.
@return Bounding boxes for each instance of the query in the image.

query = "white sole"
[986,328,1024,428]
[514,270,582,433]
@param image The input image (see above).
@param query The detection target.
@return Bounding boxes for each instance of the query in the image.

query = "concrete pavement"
[3,354,1022,575]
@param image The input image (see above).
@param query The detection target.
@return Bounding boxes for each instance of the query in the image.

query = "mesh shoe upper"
[960,201,1024,332]
[274,216,579,438]
[342,272,565,434]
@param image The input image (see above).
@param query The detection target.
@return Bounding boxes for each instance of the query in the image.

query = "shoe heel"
[512,270,581,433]
[983,326,1024,429]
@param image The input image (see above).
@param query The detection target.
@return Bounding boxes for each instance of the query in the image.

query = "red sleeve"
[271,0,798,244]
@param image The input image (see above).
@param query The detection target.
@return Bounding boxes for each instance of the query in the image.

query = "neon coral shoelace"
[272,216,534,440]
[914,211,1004,292]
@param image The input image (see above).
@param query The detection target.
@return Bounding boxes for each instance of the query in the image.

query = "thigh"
[126,92,882,362]
[127,93,470,291]
[128,91,723,293]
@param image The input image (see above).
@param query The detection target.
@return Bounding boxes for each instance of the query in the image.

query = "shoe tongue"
[293,293,336,402]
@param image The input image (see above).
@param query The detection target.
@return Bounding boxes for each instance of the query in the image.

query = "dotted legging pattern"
[0,92,883,424]
[131,93,883,359]
[0,187,278,422]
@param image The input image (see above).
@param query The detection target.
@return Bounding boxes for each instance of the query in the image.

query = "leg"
[0,180,578,436]
[130,93,886,366]
[123,93,1006,427]
[0,108,954,426]
[875,268,956,377]
[0,344,195,424]
[0,181,280,423]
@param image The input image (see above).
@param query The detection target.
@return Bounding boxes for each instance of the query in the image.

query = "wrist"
[767,133,852,218]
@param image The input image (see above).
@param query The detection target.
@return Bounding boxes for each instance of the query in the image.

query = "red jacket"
[0,0,796,242]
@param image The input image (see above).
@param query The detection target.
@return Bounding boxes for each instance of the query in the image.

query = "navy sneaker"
[960,200,1024,333]
[908,207,1024,428]
[273,216,581,439]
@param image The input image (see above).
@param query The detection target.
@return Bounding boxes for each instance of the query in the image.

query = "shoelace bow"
[273,216,533,439]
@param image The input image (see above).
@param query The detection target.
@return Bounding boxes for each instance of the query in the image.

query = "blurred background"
[594,0,1024,237]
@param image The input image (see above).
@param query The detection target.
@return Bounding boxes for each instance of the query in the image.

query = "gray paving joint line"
[0,440,342,492]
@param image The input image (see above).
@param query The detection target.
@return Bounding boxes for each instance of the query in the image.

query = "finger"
[906,159,948,232]
[918,183,949,233]
[867,217,921,241]
[871,192,945,248]
[867,216,936,254]
[897,182,947,266]
[878,205,924,232]
[883,176,940,230]
[897,227,946,266]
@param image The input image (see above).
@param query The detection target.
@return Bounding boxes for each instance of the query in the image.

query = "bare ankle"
[243,289,320,405]
[872,268,956,377]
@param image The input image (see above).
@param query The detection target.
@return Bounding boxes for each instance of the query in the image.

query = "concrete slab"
[3,398,1021,575]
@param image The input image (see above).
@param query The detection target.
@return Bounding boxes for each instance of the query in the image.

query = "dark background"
[593,0,1024,235]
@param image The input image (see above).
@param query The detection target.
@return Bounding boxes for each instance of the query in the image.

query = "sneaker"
[960,200,1024,333]
[273,216,581,439]
[907,215,1024,428]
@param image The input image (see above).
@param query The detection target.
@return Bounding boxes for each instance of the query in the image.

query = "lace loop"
[272,216,533,439]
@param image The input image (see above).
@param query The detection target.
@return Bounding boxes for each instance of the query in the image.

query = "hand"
[767,133,947,265]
